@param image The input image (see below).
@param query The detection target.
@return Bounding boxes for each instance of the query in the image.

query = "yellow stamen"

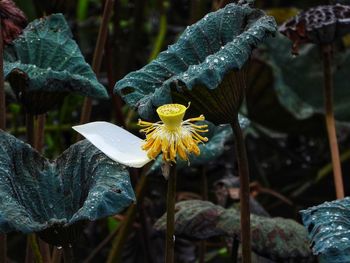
[138,103,208,163]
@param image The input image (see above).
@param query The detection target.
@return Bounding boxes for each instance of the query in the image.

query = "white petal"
[73,121,151,168]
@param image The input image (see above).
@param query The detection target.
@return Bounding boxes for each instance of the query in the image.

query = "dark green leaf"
[4,13,108,114]
[301,197,350,262]
[255,33,350,123]
[115,4,276,123]
[155,200,313,262]
[0,131,135,245]
[246,51,326,135]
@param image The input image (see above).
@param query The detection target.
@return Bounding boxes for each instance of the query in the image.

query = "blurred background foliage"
[4,0,350,262]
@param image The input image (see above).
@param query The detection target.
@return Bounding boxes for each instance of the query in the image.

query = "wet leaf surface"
[4,13,108,114]
[115,3,276,123]
[0,131,135,244]
[155,200,314,262]
[301,197,350,263]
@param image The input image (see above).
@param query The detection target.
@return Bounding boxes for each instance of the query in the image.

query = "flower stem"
[78,0,114,136]
[165,163,177,263]
[148,0,168,62]
[35,115,46,152]
[0,235,6,263]
[27,234,43,263]
[321,44,344,199]
[199,166,207,263]
[25,114,50,263]
[107,163,152,263]
[26,113,35,148]
[63,245,74,263]
[231,117,251,263]
[51,247,62,263]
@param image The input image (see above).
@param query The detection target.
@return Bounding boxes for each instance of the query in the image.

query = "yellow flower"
[138,103,209,163]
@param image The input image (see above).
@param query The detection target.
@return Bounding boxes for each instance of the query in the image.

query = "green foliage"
[115,3,276,123]
[0,131,135,245]
[4,13,108,114]
[258,33,350,122]
[301,197,350,263]
[155,200,314,262]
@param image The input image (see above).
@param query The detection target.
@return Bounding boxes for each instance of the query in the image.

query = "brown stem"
[322,44,344,199]
[26,115,51,262]
[0,18,5,130]
[0,235,6,263]
[199,166,207,263]
[26,114,35,146]
[63,245,74,263]
[38,239,51,263]
[35,115,46,152]
[105,33,125,126]
[106,163,152,263]
[25,236,33,263]
[78,0,114,136]
[165,163,177,263]
[26,234,43,263]
[231,117,251,263]
[51,247,62,263]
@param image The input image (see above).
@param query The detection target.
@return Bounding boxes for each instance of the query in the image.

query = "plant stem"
[321,44,344,199]
[199,166,207,263]
[78,0,114,136]
[26,115,51,263]
[165,163,177,263]
[26,114,35,146]
[63,245,74,263]
[27,234,43,263]
[51,247,62,263]
[0,18,5,130]
[107,163,152,263]
[149,0,168,62]
[0,235,6,263]
[38,238,51,263]
[105,33,125,126]
[35,115,46,152]
[231,117,251,263]
[25,114,40,263]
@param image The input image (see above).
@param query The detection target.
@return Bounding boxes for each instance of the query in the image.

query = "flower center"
[156,104,187,130]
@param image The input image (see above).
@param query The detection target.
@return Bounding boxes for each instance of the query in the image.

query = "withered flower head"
[280,4,350,54]
[0,0,27,45]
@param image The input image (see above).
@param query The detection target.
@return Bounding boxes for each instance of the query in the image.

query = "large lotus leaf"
[0,131,135,245]
[258,33,350,122]
[115,3,276,123]
[155,200,313,262]
[4,13,108,114]
[301,197,350,262]
[246,56,326,135]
